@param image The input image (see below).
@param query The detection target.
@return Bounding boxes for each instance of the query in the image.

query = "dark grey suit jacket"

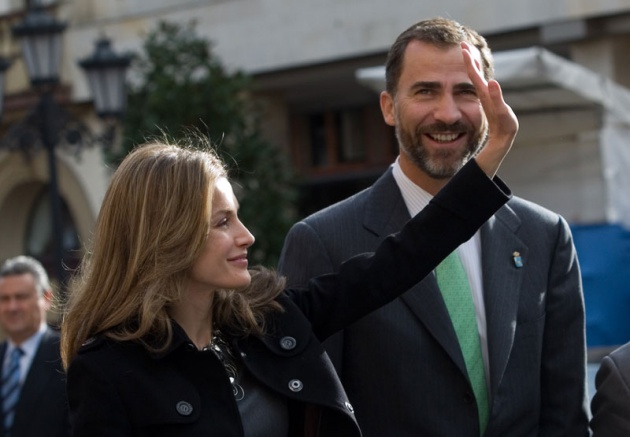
[0,327,70,437]
[278,167,589,437]
[591,341,630,436]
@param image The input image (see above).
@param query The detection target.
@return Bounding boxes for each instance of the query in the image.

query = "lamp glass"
[84,65,127,118]
[20,32,62,85]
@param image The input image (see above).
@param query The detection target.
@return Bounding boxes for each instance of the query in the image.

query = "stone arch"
[0,151,97,268]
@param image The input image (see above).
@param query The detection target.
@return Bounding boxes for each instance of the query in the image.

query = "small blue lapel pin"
[513,251,523,268]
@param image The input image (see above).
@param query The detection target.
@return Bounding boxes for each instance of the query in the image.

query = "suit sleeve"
[590,350,630,436]
[283,160,511,339]
[279,218,336,289]
[539,216,590,436]
[67,351,134,437]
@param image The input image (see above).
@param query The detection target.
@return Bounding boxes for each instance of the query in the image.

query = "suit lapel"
[481,204,526,398]
[363,173,529,398]
[362,168,409,237]
[362,169,467,375]
[0,342,6,372]
[17,329,57,411]
[401,277,468,374]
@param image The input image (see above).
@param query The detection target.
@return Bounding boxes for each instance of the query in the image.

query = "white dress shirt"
[392,159,490,384]
[3,322,47,384]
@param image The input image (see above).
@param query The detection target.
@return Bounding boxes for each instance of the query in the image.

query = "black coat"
[591,341,630,436]
[67,161,510,437]
[0,327,70,437]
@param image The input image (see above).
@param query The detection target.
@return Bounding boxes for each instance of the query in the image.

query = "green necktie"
[436,251,489,435]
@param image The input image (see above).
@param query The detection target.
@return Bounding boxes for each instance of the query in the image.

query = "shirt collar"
[7,323,47,359]
[391,157,434,217]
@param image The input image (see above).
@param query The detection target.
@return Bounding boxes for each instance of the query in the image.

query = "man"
[0,256,70,437]
[278,18,589,436]
[590,341,630,435]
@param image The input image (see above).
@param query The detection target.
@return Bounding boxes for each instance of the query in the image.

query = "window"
[337,110,366,163]
[290,104,397,215]
[25,187,81,285]
[307,108,367,169]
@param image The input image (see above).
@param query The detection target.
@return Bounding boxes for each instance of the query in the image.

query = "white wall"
[69,0,630,73]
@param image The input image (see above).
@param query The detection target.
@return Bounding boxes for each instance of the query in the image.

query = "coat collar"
[149,321,195,360]
[151,296,313,361]
[241,294,311,357]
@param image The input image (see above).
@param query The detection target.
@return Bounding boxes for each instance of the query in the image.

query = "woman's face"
[189,177,255,293]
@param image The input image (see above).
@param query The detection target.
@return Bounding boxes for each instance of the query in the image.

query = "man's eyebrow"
[454,82,477,92]
[410,81,441,91]
[408,81,476,92]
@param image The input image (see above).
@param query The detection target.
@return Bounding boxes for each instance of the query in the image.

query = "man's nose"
[4,298,19,311]
[433,94,462,125]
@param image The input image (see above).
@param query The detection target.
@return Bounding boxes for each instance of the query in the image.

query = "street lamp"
[0,5,130,290]
[0,57,11,119]
[12,6,66,87]
[79,36,131,119]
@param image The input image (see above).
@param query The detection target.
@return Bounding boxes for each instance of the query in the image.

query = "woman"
[62,44,517,437]
[62,141,510,436]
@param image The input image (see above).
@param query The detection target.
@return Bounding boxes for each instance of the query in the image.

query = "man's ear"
[42,289,53,310]
[380,91,396,127]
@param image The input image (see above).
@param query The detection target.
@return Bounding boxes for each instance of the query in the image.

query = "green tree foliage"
[119,20,296,266]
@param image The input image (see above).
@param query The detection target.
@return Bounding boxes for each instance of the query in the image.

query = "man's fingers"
[487,80,519,136]
[461,42,487,88]
[461,40,518,178]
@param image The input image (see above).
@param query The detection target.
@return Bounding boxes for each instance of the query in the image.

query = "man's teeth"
[429,133,459,142]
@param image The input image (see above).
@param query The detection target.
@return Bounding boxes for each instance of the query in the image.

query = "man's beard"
[396,117,488,179]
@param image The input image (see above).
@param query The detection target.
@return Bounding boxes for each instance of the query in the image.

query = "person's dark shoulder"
[502,195,571,234]
[606,342,630,375]
[302,185,372,228]
[38,326,62,357]
[76,335,107,355]
[74,335,146,369]
[498,196,578,256]
[301,169,397,229]
[505,195,564,224]
[43,325,61,340]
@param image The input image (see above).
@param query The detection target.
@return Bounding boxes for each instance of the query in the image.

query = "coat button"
[176,401,193,416]
[280,336,297,350]
[288,379,303,392]
[344,401,354,413]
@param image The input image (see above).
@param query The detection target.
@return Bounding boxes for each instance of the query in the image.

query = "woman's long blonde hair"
[61,138,283,369]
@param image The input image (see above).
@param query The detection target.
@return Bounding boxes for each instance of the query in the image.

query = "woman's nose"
[236,221,255,248]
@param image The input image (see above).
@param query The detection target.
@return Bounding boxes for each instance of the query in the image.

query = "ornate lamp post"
[0,57,12,119]
[0,5,130,290]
